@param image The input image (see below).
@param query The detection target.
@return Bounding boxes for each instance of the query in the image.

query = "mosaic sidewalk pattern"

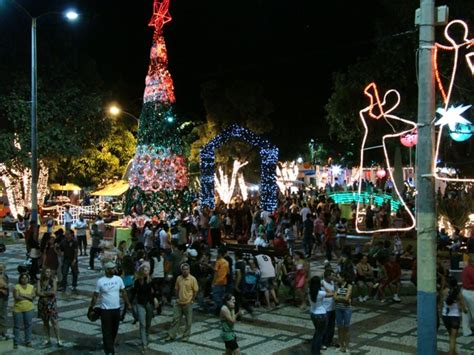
[0,242,473,354]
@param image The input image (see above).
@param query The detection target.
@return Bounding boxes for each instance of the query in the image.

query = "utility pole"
[31,17,38,224]
[415,0,437,353]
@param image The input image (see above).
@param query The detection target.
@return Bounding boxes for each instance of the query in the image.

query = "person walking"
[88,223,103,270]
[165,263,199,342]
[89,261,132,355]
[37,268,62,347]
[233,252,253,316]
[461,254,474,337]
[335,271,353,353]
[308,276,331,355]
[220,294,241,355]
[12,273,35,349]
[321,269,336,349]
[73,214,88,257]
[209,210,222,248]
[256,253,280,309]
[212,247,229,314]
[59,230,79,292]
[132,264,157,353]
[294,251,308,310]
[42,235,60,278]
[440,276,468,355]
[0,263,9,340]
[302,214,314,258]
[63,206,74,231]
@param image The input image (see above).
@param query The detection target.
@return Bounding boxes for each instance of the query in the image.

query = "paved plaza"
[0,241,473,354]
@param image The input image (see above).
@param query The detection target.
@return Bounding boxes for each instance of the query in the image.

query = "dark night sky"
[1,0,381,155]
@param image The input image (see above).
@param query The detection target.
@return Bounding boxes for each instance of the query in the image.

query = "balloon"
[376,169,386,179]
[400,130,417,147]
[449,123,473,142]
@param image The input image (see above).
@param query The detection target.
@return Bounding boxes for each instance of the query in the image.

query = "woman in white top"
[309,276,333,355]
[440,276,467,355]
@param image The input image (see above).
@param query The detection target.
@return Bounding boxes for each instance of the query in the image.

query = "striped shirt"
[335,283,352,310]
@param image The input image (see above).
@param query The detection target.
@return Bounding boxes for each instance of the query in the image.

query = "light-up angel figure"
[356,82,417,233]
[433,19,474,182]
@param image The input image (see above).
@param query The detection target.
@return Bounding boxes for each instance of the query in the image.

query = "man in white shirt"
[89,261,131,355]
[73,214,88,256]
[63,206,74,231]
[255,254,279,308]
[159,224,171,252]
[300,203,311,222]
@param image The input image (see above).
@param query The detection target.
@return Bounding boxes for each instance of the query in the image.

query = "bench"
[1,221,17,237]
[225,243,288,258]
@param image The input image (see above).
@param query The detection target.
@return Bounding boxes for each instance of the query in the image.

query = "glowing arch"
[200,124,279,211]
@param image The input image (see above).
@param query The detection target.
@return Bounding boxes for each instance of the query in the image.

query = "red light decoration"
[400,130,417,147]
[364,83,385,120]
[376,169,386,179]
[149,0,172,39]
[143,37,176,104]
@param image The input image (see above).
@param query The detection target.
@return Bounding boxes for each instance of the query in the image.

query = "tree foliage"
[0,23,136,188]
[187,79,274,181]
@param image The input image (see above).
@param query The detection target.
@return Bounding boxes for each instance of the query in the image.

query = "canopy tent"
[91,180,129,197]
[49,183,81,191]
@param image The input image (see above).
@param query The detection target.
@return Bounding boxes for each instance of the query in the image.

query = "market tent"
[91,180,129,196]
[49,183,82,191]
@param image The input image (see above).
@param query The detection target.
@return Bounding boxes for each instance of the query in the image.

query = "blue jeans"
[136,303,154,347]
[323,310,336,346]
[303,237,313,257]
[212,284,226,314]
[336,308,352,327]
[311,313,327,355]
[13,310,33,345]
[61,258,78,289]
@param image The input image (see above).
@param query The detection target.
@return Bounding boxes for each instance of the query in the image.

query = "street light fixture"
[108,104,139,122]
[5,0,79,223]
[65,10,79,21]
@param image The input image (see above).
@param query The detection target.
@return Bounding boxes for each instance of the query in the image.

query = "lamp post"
[108,104,140,123]
[7,1,78,223]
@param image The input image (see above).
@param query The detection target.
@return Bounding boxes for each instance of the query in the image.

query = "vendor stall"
[91,180,129,197]
[47,183,82,205]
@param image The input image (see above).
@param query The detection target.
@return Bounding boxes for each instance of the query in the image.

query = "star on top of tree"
[435,104,472,131]
[148,0,172,36]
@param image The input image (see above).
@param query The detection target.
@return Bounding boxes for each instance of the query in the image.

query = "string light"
[214,160,248,204]
[200,124,278,211]
[238,173,248,201]
[356,82,416,234]
[276,161,299,193]
[329,192,401,212]
[433,19,474,183]
[0,160,48,219]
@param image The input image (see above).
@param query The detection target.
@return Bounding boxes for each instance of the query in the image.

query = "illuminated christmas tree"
[125,0,189,217]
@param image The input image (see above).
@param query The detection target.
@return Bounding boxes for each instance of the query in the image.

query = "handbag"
[87,306,102,322]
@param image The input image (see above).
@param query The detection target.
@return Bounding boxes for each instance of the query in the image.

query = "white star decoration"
[435,104,472,131]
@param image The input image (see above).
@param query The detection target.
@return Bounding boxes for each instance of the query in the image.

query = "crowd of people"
[0,188,473,354]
